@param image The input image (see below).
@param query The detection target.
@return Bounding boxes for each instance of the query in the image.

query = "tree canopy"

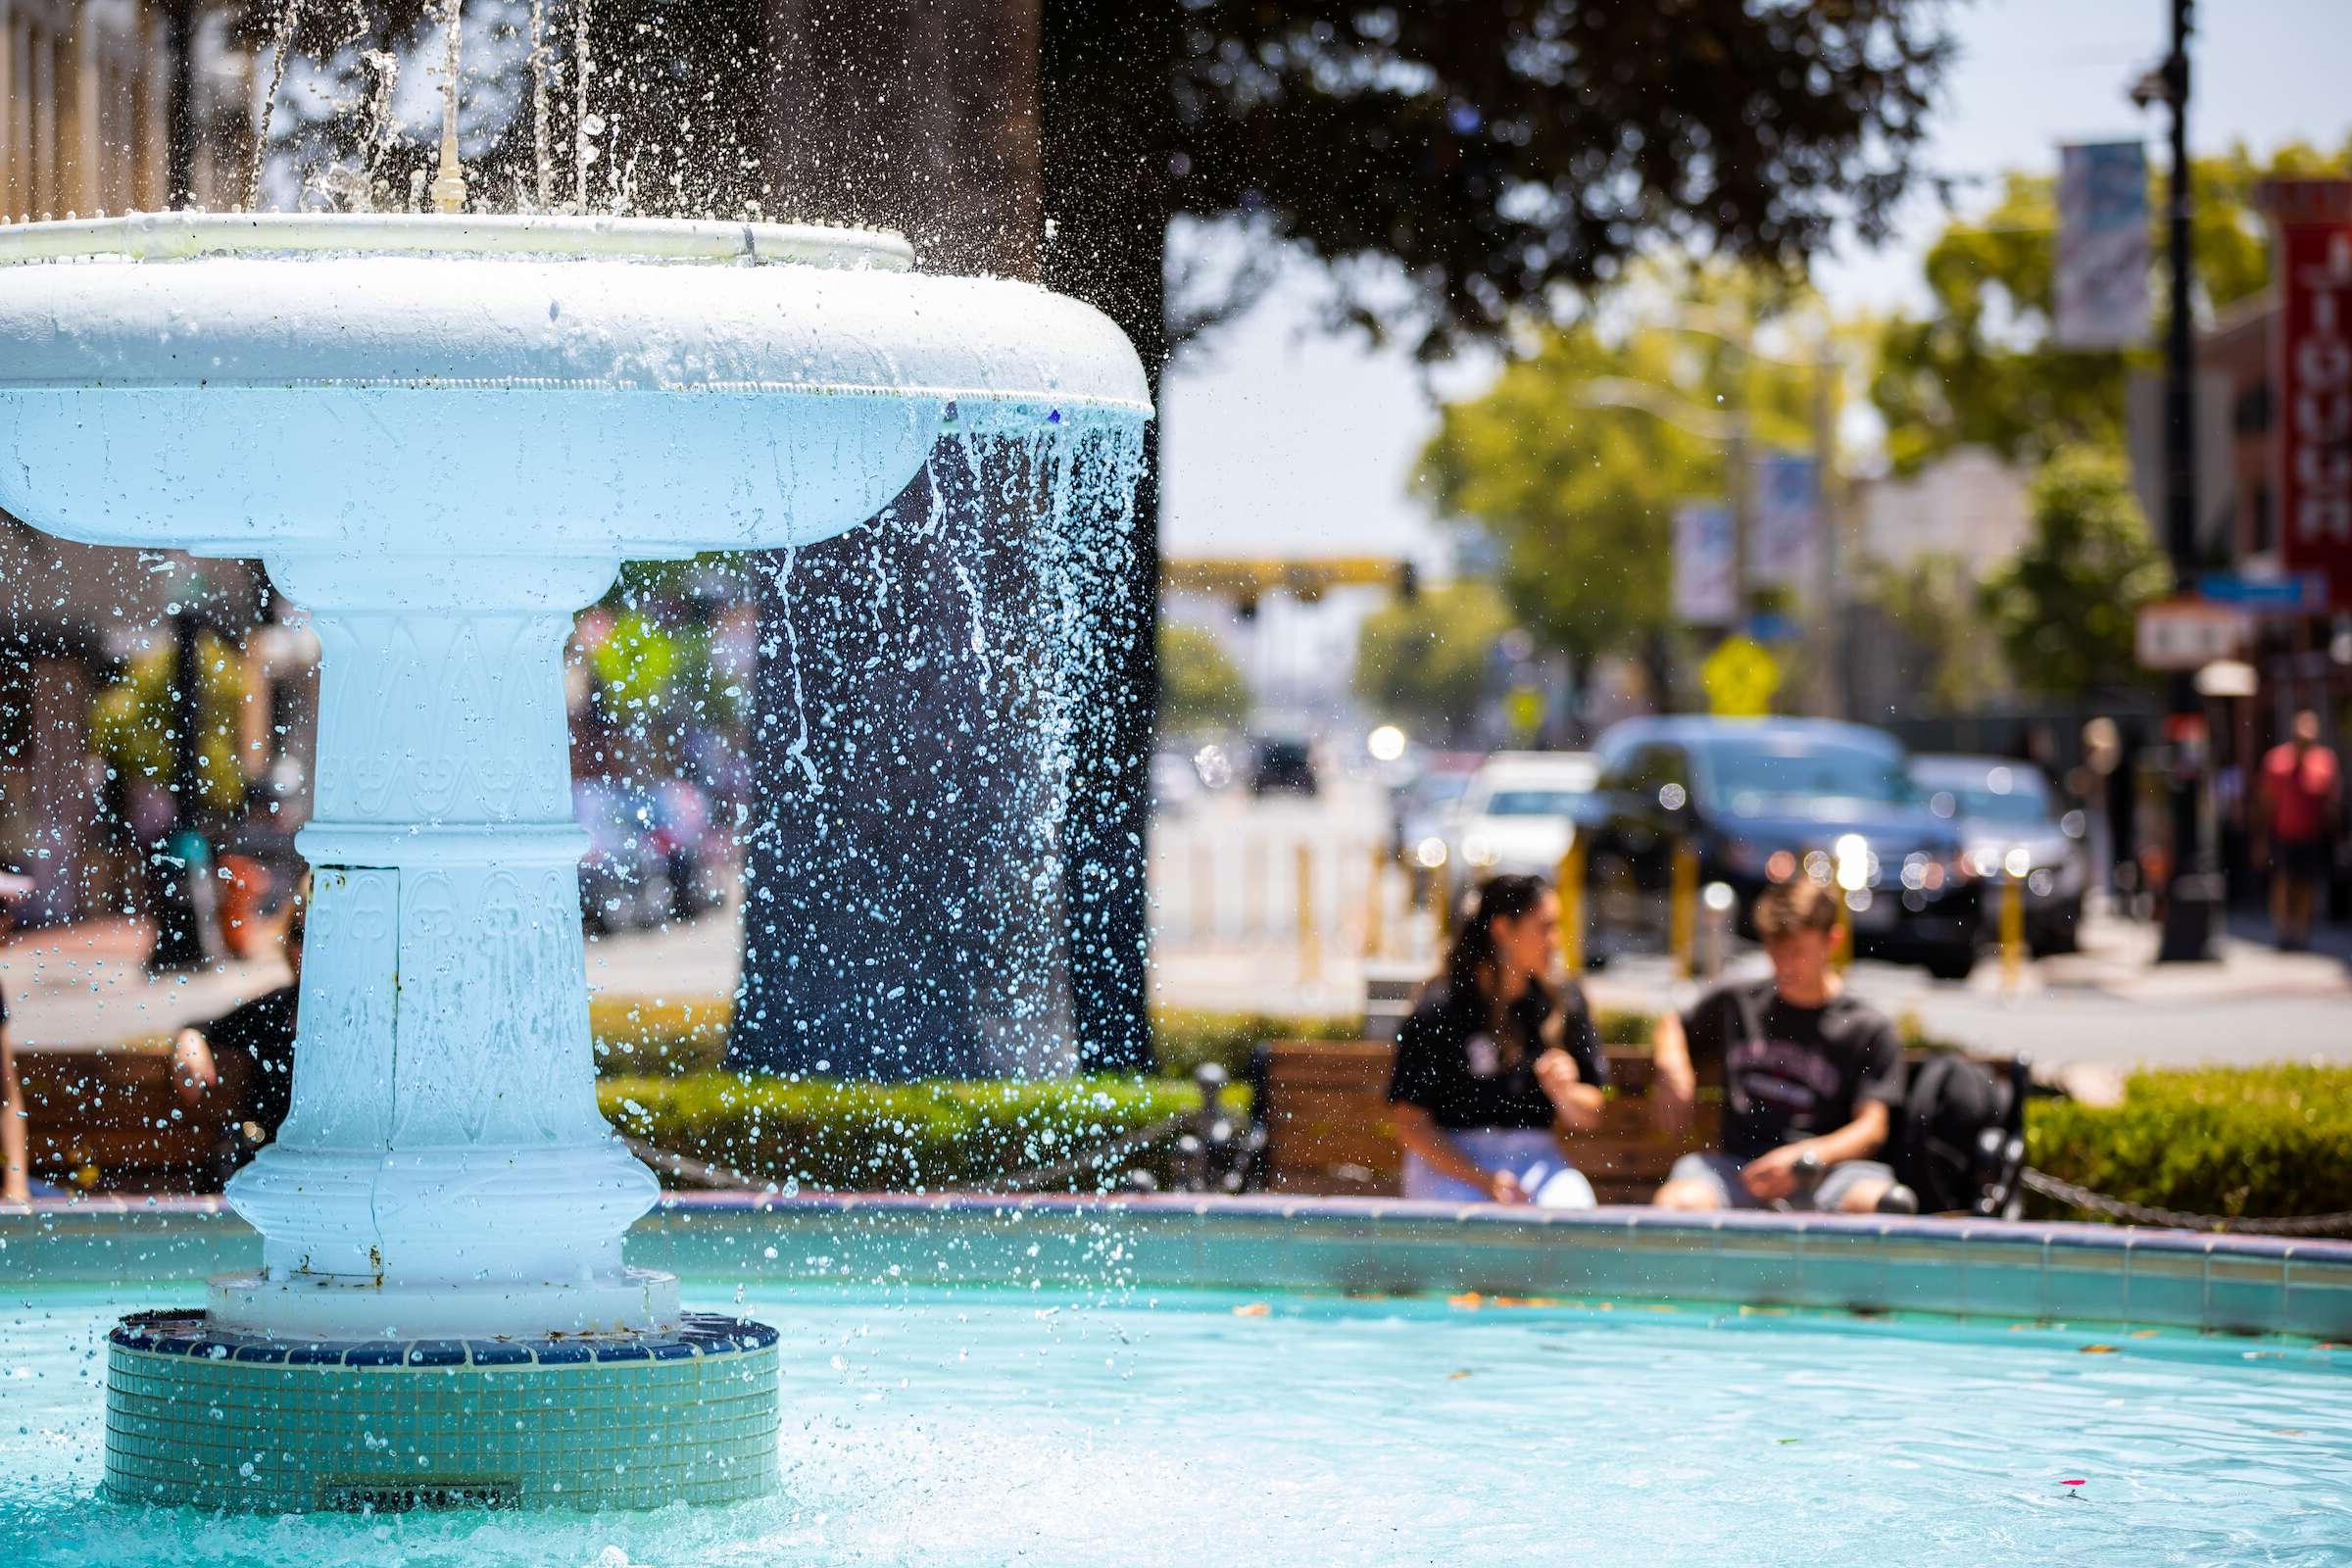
[1158,621,1251,733]
[1351,581,1515,742]
[1418,273,1824,666]
[1980,446,2171,700]
[1871,137,2352,474]
[1141,0,1953,360]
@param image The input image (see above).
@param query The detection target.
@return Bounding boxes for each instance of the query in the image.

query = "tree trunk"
[1037,1,1176,1073]
[730,0,1049,1079]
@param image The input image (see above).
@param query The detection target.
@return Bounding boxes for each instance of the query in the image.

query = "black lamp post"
[2136,0,2220,962]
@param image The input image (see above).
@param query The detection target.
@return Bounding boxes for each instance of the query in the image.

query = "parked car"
[1443,751,1600,904]
[1910,754,2088,956]
[1247,735,1319,797]
[1577,716,1982,980]
[1388,751,1484,861]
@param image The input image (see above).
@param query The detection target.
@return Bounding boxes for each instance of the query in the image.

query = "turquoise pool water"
[5,1282,2347,1566]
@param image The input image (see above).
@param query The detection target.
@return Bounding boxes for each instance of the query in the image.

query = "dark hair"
[1441,873,1556,1040]
[1753,878,1839,939]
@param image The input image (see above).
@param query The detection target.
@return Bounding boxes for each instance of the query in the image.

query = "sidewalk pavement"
[0,920,290,1051]
[8,902,2347,1077]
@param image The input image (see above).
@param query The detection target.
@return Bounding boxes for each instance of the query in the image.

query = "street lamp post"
[2140,0,2219,963]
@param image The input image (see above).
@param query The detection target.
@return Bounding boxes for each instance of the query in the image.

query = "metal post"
[1669,842,1698,980]
[148,603,214,971]
[1295,841,1319,984]
[1556,841,1587,976]
[2000,867,2027,997]
[2155,0,2217,962]
[1363,844,1388,961]
[1810,344,1843,718]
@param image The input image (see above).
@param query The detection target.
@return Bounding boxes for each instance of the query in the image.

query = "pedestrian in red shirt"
[2257,710,2343,952]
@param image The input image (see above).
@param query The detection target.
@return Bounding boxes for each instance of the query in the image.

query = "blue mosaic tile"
[534,1342,593,1364]
[286,1344,347,1366]
[466,1340,534,1366]
[591,1343,652,1363]
[406,1341,467,1367]
[344,1341,409,1367]
[230,1344,288,1364]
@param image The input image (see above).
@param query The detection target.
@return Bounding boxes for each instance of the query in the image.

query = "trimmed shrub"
[1149,1007,1363,1079]
[587,996,1367,1082]
[2027,1063,2352,1225]
[599,1072,1226,1193]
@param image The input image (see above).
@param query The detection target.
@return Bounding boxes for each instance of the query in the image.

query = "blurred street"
[13,770,2344,1087]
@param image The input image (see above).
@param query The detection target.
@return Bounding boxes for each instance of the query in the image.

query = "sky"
[1157,0,2352,570]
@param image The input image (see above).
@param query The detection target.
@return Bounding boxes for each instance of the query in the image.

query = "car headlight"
[1908,850,1965,890]
[1462,835,1499,868]
[1414,836,1448,869]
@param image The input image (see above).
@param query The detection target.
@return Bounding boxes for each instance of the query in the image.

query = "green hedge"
[599,1072,1223,1193]
[2027,1064,2352,1225]
[588,997,1365,1081]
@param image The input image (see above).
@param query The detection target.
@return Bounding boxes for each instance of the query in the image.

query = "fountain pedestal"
[208,556,672,1340]
[0,211,1149,1511]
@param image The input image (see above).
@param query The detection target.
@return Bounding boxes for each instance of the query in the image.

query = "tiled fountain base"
[103,1310,780,1511]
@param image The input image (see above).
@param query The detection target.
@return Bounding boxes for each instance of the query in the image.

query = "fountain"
[0,204,1148,1508]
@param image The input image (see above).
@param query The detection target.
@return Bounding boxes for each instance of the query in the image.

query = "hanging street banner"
[2055,141,2150,351]
[2265,179,2352,612]
[1748,451,1818,592]
[1672,501,1737,626]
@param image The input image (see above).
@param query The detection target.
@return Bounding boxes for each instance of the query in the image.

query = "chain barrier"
[2021,1168,2352,1237]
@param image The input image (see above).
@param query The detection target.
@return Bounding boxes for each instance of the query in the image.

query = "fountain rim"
[0,211,915,270]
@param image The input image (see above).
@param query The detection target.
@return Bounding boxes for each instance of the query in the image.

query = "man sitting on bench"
[1648,879,1915,1214]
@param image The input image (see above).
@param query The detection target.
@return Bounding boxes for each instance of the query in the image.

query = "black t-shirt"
[202,985,299,1147]
[1387,979,1609,1131]
[1680,980,1904,1161]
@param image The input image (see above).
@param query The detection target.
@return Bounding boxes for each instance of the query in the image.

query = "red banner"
[2269,179,2352,612]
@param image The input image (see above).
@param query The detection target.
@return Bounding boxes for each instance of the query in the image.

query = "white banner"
[1673,502,1737,625]
[2056,140,2150,351]
[1748,451,1818,592]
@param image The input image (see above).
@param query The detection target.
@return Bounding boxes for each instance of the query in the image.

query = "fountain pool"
[3,1198,2349,1564]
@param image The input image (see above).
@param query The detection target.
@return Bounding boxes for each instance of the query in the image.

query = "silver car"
[1911,755,2089,956]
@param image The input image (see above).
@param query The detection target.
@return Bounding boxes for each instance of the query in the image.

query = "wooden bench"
[17,1041,230,1193]
[1256,1039,1706,1203]
[1256,1038,2013,1204]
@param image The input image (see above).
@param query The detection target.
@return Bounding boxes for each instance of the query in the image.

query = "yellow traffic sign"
[1701,635,1781,717]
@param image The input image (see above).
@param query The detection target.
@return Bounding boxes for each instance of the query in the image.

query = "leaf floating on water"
[2079,1345,2119,1354]
[1447,1292,1484,1310]
[1231,1302,1269,1318]
[1491,1296,1560,1309]
[1446,1370,1473,1381]
[1776,1438,1801,1446]
[2274,1429,2308,1438]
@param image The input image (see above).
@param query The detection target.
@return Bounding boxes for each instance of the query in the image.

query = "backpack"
[1893,1053,2028,1216]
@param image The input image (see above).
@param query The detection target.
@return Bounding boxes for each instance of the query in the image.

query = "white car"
[1441,751,1600,900]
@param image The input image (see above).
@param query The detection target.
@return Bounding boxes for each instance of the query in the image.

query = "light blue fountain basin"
[4,1199,2348,1565]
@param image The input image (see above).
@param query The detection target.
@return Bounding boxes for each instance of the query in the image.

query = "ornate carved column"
[213,555,669,1340]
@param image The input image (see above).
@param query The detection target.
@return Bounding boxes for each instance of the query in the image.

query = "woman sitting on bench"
[1387,873,1607,1206]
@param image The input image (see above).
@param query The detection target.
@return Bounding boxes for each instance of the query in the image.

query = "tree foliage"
[1418,275,1822,665]
[1871,138,2352,473]
[1129,0,1954,360]
[1351,580,1513,740]
[1157,620,1250,734]
[1856,554,2012,712]
[1980,447,2170,700]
